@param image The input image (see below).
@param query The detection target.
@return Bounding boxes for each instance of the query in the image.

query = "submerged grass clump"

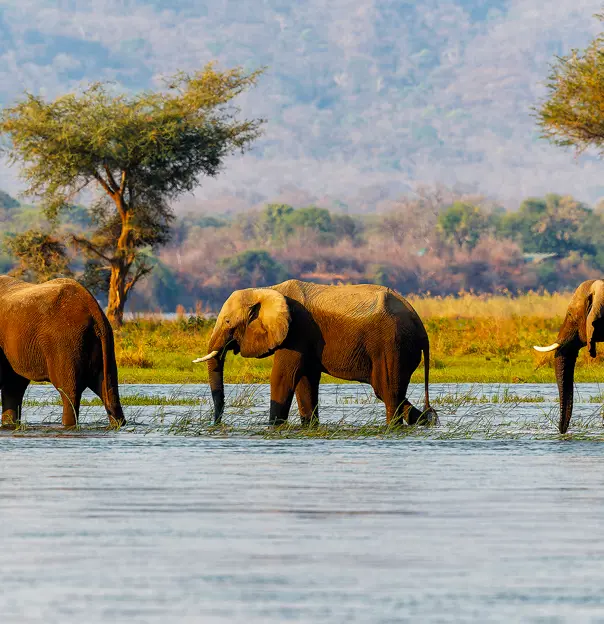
[24,393,206,408]
[11,383,592,441]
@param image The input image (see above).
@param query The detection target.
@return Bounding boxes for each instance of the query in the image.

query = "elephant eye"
[225,318,230,325]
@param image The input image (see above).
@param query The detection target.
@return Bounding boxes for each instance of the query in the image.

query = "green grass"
[111,314,604,385]
[24,394,207,407]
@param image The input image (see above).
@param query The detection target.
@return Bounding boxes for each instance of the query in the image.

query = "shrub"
[219,249,287,287]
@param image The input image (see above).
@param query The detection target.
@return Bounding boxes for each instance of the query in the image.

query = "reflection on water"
[2,384,604,622]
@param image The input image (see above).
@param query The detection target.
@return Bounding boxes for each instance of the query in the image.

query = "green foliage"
[79,259,111,296]
[258,203,362,245]
[219,249,287,287]
[331,213,363,241]
[287,206,332,232]
[537,14,604,154]
[63,204,93,228]
[4,229,72,282]
[0,251,13,273]
[259,203,295,242]
[178,315,214,332]
[437,202,491,249]
[496,194,595,256]
[140,259,182,310]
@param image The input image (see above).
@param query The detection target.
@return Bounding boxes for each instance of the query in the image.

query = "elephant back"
[273,279,422,327]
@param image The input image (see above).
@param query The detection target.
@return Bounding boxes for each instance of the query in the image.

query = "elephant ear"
[239,289,291,358]
[586,280,604,357]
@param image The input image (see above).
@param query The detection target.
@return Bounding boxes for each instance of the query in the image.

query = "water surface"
[2,383,604,622]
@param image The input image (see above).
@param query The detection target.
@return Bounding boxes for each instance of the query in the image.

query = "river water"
[2,383,604,622]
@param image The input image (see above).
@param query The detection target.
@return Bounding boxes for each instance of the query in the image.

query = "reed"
[7,382,604,440]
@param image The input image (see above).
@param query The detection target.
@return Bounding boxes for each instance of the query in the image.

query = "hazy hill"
[0,0,602,209]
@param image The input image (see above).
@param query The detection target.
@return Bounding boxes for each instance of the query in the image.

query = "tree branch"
[119,169,128,195]
[72,234,113,264]
[124,263,153,295]
[104,164,119,193]
[92,171,116,198]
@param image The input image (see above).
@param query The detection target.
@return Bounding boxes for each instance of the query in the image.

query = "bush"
[437,202,492,250]
[179,315,214,332]
[4,230,72,282]
[219,250,287,287]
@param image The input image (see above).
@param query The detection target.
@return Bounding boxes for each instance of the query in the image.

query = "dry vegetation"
[407,290,572,319]
[114,291,604,385]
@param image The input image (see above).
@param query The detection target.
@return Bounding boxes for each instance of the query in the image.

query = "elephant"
[0,276,125,428]
[193,279,437,427]
[533,279,604,433]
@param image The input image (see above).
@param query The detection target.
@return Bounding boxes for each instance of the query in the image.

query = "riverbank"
[114,292,604,385]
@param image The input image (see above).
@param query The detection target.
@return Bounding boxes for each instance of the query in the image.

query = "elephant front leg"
[295,371,320,427]
[58,388,81,428]
[1,373,30,427]
[269,351,302,426]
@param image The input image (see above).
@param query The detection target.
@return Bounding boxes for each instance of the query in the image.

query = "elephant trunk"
[555,351,577,434]
[208,352,226,424]
[206,327,229,424]
[193,319,231,424]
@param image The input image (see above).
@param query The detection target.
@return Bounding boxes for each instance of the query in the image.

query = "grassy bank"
[114,291,600,385]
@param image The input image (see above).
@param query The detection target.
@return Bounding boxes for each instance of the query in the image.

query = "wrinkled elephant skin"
[0,276,125,428]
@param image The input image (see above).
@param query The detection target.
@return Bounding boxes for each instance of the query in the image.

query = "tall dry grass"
[408,290,571,319]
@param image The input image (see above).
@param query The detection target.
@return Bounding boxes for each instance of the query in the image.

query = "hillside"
[0,1,602,209]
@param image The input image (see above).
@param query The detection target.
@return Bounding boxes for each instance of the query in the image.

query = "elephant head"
[193,288,291,423]
[533,280,604,433]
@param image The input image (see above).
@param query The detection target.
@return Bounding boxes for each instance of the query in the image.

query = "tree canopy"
[0,63,264,324]
[537,13,604,154]
[219,249,286,287]
[437,201,491,250]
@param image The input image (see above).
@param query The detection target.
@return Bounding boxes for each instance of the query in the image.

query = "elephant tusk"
[533,343,560,353]
[192,350,220,363]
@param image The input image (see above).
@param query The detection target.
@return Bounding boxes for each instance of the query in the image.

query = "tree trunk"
[106,197,132,328]
[106,260,128,327]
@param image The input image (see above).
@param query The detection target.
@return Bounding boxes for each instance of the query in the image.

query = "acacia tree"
[537,14,604,153]
[0,64,264,325]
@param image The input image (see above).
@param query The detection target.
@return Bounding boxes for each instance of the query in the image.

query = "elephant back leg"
[371,348,422,426]
[1,368,30,427]
[48,359,84,427]
[45,335,88,427]
[295,369,320,427]
[54,379,83,427]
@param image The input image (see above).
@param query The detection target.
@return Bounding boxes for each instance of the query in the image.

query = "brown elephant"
[0,276,125,427]
[193,279,436,427]
[533,279,604,433]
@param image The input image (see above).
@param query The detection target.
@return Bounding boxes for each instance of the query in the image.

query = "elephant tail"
[92,304,125,426]
[422,341,432,412]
